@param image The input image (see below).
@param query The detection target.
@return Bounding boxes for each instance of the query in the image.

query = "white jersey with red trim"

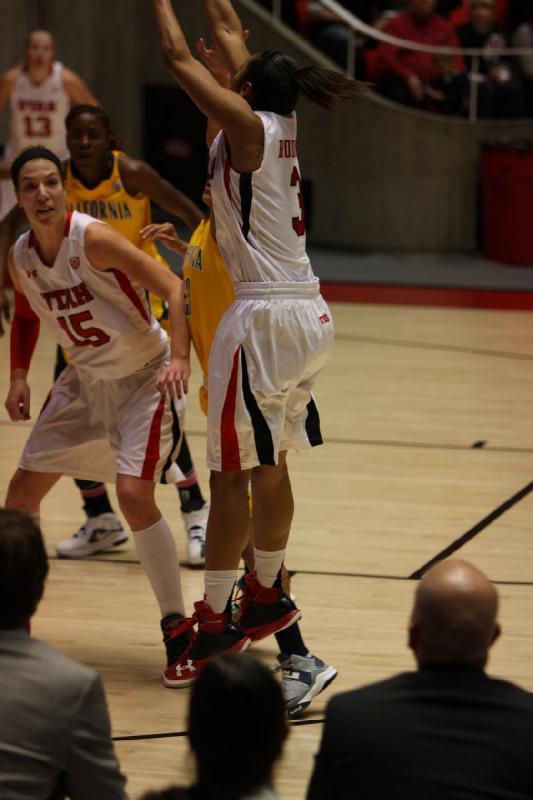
[209,111,315,284]
[7,61,70,160]
[13,210,169,381]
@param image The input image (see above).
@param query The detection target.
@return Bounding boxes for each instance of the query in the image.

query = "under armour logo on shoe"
[175,660,196,677]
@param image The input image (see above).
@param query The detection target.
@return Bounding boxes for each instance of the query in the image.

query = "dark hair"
[11,146,64,189]
[189,653,287,798]
[65,104,125,151]
[0,509,49,629]
[241,50,362,115]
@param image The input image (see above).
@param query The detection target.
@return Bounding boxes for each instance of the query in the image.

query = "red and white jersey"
[6,62,70,160]
[209,111,316,284]
[13,211,169,381]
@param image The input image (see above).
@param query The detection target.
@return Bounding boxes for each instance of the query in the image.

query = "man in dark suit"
[307,558,533,800]
[0,508,127,800]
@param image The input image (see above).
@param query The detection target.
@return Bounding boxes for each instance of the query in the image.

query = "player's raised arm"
[152,0,263,172]
[201,0,251,76]
[85,221,190,396]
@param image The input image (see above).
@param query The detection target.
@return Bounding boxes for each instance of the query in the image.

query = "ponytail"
[242,51,363,115]
[296,66,363,110]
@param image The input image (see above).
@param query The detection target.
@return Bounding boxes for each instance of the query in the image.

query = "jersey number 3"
[57,311,110,347]
[290,166,305,237]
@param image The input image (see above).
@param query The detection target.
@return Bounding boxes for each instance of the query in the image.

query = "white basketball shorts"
[19,357,184,484]
[207,280,333,472]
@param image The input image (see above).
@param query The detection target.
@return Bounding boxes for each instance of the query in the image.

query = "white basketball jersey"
[14,211,169,381]
[7,62,70,160]
[209,111,315,284]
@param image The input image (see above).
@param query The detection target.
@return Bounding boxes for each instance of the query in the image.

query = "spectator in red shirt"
[375,0,466,112]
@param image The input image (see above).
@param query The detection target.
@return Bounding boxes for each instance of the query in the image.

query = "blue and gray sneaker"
[278,652,338,718]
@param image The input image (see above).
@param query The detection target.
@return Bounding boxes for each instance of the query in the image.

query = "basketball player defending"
[4,146,194,674]
[153,0,359,685]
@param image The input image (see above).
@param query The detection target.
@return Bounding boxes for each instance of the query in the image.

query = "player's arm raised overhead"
[152,0,263,173]
[201,0,251,76]
[85,221,190,396]
[5,247,40,422]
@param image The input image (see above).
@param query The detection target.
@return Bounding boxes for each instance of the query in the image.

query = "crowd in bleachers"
[261,0,533,117]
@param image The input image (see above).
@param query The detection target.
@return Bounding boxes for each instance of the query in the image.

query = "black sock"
[75,479,114,518]
[177,481,206,513]
[275,623,308,658]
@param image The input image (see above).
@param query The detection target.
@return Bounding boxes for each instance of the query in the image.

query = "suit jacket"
[307,666,533,800]
[0,628,127,800]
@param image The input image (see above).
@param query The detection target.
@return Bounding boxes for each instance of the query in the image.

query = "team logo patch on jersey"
[113,181,122,192]
[69,257,80,270]
[25,269,37,279]
[319,313,330,325]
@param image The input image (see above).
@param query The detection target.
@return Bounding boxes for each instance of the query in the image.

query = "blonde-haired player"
[0,30,96,215]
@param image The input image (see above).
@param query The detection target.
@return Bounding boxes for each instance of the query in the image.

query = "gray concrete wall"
[4,0,533,251]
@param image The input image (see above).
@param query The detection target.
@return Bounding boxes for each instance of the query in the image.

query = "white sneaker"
[56,513,128,558]
[182,504,209,566]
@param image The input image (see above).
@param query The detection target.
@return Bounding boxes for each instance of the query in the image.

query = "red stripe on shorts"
[141,396,166,480]
[220,347,241,471]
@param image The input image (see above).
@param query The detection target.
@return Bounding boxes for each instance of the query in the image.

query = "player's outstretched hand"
[196,30,250,83]
[197,36,231,83]
[0,287,11,336]
[157,356,190,400]
[5,378,31,421]
[139,223,189,256]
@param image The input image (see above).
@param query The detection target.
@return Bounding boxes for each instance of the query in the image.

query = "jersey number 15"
[57,311,110,347]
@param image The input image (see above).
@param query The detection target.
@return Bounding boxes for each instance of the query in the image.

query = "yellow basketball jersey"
[183,218,235,415]
[65,151,169,321]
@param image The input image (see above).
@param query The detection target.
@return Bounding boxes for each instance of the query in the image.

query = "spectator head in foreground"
[0,508,48,630]
[408,0,438,22]
[142,653,288,800]
[190,653,288,796]
[408,558,501,669]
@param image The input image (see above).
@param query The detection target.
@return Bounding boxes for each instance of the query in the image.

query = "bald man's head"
[409,560,500,669]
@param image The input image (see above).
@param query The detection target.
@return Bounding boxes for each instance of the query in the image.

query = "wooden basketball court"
[1,300,533,798]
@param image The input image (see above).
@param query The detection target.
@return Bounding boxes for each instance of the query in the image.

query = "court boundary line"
[6,420,533,455]
[113,718,324,742]
[48,557,533,587]
[409,481,533,578]
[335,334,533,362]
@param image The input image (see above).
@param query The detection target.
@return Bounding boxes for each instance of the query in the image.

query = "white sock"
[204,570,237,614]
[133,517,185,618]
[254,547,285,588]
